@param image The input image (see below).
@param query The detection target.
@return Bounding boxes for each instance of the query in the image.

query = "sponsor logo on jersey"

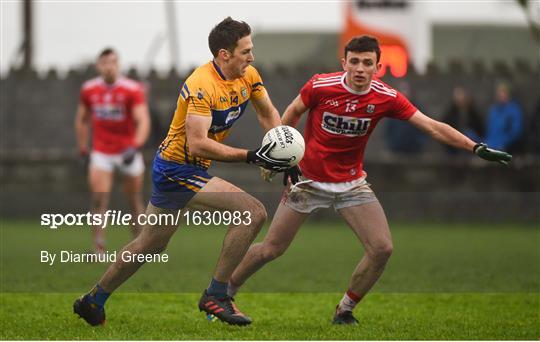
[225,108,241,124]
[220,96,228,103]
[209,101,249,133]
[241,87,247,98]
[197,89,204,100]
[321,112,371,137]
[95,105,125,121]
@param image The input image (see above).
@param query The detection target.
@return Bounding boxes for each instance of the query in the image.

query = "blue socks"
[207,278,228,298]
[88,284,110,308]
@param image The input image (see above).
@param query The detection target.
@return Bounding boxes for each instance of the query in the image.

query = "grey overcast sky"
[0,1,532,75]
[0,1,342,75]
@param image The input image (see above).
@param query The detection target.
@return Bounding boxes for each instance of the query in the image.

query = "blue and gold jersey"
[158,61,266,169]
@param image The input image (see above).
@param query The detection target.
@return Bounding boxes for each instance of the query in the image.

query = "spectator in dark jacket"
[528,98,540,155]
[442,86,484,142]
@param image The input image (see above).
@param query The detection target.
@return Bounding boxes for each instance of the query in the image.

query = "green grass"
[1,293,538,340]
[1,220,539,292]
[1,220,539,339]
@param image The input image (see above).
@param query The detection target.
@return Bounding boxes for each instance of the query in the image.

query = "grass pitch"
[1,292,538,340]
[1,219,539,339]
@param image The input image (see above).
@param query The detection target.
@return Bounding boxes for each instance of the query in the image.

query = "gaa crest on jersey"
[321,112,371,137]
[366,104,375,114]
[197,89,204,100]
[325,99,339,107]
[241,87,247,98]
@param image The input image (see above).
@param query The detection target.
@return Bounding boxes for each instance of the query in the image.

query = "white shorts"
[283,176,378,214]
[90,150,145,177]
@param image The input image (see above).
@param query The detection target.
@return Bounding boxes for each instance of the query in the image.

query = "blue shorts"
[150,154,213,210]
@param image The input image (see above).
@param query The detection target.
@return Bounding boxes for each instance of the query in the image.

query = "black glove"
[122,147,138,165]
[283,165,302,186]
[247,142,291,172]
[473,143,512,165]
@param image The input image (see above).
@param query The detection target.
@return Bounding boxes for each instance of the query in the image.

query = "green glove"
[473,143,512,165]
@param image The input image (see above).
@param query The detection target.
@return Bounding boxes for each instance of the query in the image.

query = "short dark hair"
[208,17,251,57]
[344,36,381,62]
[98,47,116,59]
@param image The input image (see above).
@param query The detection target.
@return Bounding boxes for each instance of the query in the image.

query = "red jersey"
[299,72,417,182]
[80,77,146,154]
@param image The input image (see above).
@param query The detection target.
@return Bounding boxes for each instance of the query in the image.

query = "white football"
[262,125,305,166]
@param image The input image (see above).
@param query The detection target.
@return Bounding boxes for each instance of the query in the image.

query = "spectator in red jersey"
[75,48,150,254]
[228,36,511,325]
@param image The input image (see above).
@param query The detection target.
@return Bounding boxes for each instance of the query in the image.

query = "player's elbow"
[186,138,206,158]
[284,106,303,120]
[428,121,450,142]
[189,145,204,158]
[75,114,87,126]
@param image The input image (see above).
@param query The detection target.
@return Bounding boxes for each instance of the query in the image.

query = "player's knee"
[247,199,268,228]
[368,241,393,264]
[261,241,286,261]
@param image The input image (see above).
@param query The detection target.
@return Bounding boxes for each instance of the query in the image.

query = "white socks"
[338,290,361,312]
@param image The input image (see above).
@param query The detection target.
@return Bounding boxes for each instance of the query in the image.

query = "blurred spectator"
[528,98,540,155]
[442,86,483,142]
[484,82,523,151]
[385,81,427,154]
[441,86,484,155]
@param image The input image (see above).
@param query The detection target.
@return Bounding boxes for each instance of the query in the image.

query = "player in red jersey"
[75,48,150,254]
[228,36,511,324]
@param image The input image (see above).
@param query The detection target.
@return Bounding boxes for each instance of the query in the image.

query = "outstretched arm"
[408,110,476,151]
[408,110,512,165]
